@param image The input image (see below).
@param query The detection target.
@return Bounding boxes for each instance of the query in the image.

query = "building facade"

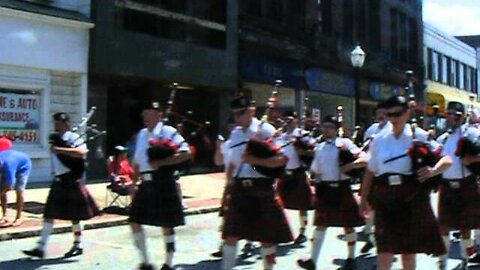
[423,23,478,122]
[0,0,92,183]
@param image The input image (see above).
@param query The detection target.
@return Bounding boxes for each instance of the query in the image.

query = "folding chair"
[105,179,132,209]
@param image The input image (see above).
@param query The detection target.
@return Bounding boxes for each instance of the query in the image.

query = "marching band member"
[129,101,191,270]
[23,112,100,259]
[359,96,451,270]
[361,101,391,253]
[222,95,292,270]
[276,110,315,245]
[435,102,480,269]
[298,115,366,270]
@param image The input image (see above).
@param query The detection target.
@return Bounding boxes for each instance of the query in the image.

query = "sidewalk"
[0,172,226,241]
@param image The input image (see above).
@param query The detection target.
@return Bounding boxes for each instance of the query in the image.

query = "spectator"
[108,145,135,199]
[0,137,32,228]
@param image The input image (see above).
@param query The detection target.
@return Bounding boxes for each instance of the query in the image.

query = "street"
[1,206,479,270]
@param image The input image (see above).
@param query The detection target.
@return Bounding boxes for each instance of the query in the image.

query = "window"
[465,65,471,91]
[459,63,465,89]
[390,8,398,63]
[450,60,458,87]
[441,55,448,84]
[431,51,438,81]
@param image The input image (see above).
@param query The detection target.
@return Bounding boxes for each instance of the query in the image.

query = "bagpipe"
[335,105,365,179]
[455,94,480,175]
[292,97,315,168]
[230,80,286,178]
[49,107,106,178]
[146,83,209,172]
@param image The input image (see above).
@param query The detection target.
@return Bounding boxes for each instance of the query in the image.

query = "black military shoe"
[160,264,174,270]
[64,246,83,258]
[297,258,316,270]
[23,248,44,259]
[343,258,356,270]
[211,250,223,257]
[294,234,308,245]
[240,242,254,259]
[139,263,154,270]
[469,252,480,264]
[361,240,374,253]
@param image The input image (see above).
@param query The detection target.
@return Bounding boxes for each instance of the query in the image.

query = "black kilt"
[313,181,364,228]
[438,175,480,229]
[277,168,313,210]
[129,170,185,227]
[44,173,100,221]
[219,185,231,217]
[370,174,445,255]
[222,178,293,244]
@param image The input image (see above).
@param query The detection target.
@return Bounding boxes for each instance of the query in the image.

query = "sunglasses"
[232,108,248,117]
[322,124,337,129]
[386,109,407,117]
[446,111,462,117]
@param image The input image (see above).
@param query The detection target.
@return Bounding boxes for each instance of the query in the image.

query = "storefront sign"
[239,55,304,87]
[368,82,404,101]
[0,90,40,143]
[305,68,354,96]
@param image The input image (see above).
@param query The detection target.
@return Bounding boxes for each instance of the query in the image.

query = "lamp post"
[351,44,366,126]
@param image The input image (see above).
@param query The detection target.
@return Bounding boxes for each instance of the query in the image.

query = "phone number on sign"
[1,130,38,142]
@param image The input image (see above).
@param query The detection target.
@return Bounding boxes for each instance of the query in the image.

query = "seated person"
[108,145,134,198]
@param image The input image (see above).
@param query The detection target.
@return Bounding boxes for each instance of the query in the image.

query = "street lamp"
[351,44,366,125]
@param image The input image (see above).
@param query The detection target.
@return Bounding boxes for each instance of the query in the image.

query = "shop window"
[0,89,42,145]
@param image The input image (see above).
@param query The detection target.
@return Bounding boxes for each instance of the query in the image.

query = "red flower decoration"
[148,138,179,152]
[409,145,428,156]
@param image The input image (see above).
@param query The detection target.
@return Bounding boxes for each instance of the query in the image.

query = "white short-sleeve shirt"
[228,118,276,178]
[276,128,315,170]
[133,121,190,173]
[367,124,428,176]
[310,137,358,182]
[51,131,87,176]
[437,125,480,179]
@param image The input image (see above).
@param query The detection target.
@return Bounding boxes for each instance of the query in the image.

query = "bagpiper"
[298,114,366,270]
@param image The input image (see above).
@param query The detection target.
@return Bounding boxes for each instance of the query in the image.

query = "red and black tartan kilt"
[370,175,445,255]
[219,185,232,217]
[277,168,313,210]
[313,181,364,228]
[129,172,185,227]
[438,175,480,229]
[44,173,100,221]
[222,178,293,244]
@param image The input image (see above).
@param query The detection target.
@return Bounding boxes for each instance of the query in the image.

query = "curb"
[0,206,220,242]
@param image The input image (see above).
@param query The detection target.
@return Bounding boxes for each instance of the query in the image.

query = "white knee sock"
[345,231,357,259]
[300,214,308,234]
[311,229,326,263]
[474,230,480,246]
[164,234,175,267]
[72,223,83,248]
[461,238,474,259]
[261,246,276,270]
[439,235,450,266]
[222,244,238,270]
[38,221,54,251]
[363,211,375,235]
[133,230,149,264]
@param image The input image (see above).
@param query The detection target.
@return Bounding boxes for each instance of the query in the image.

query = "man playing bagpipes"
[23,112,100,259]
[275,110,315,245]
[221,95,292,270]
[360,101,392,254]
[435,101,480,269]
[129,101,191,270]
[359,96,452,270]
[297,115,366,270]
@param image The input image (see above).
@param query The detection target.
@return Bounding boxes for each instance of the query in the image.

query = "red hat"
[0,137,12,151]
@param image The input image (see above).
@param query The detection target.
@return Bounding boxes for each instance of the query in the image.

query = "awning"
[425,81,477,115]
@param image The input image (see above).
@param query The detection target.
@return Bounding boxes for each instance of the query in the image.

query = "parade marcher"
[0,137,32,227]
[129,101,191,270]
[435,101,480,269]
[360,101,392,253]
[297,115,366,270]
[23,112,100,259]
[359,96,451,270]
[275,110,315,245]
[222,95,292,270]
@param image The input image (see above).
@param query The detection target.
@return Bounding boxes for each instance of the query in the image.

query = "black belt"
[285,167,303,174]
[441,175,476,189]
[375,173,414,186]
[234,177,274,188]
[316,180,350,188]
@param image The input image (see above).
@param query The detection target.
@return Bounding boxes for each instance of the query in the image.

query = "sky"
[423,0,480,36]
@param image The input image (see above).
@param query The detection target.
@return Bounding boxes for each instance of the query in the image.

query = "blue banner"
[305,68,354,96]
[368,82,404,101]
[239,55,304,87]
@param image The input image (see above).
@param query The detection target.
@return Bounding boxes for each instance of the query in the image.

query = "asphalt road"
[0,201,479,269]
